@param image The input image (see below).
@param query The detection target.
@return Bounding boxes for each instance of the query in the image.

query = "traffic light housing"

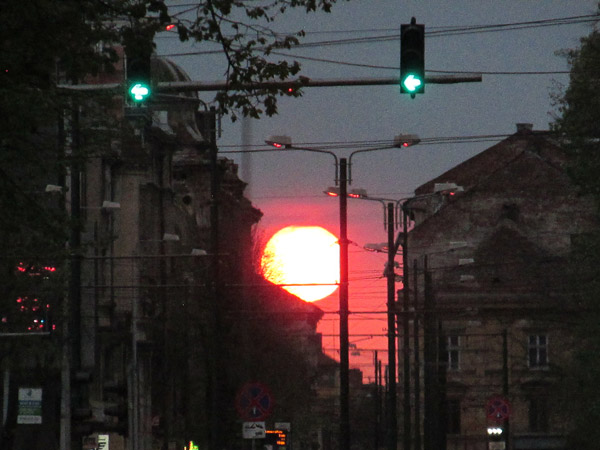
[400,18,425,95]
[125,45,152,104]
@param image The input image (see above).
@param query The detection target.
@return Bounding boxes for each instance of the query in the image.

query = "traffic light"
[126,45,152,104]
[400,18,425,96]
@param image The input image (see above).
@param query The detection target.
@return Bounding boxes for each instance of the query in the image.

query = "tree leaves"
[553,10,600,449]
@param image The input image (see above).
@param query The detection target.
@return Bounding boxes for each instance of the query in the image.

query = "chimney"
[516,123,533,133]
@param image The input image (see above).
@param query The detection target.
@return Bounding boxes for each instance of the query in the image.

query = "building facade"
[402,124,598,450]
[0,51,335,450]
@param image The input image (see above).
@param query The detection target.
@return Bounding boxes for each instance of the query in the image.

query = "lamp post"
[325,134,421,450]
[266,135,417,450]
[328,189,402,450]
[333,181,463,450]
[265,136,350,450]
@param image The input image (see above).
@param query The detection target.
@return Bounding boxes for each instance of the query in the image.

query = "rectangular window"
[528,397,549,432]
[528,334,548,368]
[447,335,460,371]
[446,398,461,434]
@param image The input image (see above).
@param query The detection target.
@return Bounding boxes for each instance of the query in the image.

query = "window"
[528,396,549,432]
[528,334,548,368]
[446,398,461,434]
[447,335,460,371]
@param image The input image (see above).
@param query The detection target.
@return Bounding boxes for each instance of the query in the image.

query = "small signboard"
[98,434,109,450]
[17,387,42,424]
[243,421,266,439]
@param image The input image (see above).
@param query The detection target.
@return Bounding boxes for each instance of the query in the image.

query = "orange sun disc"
[261,226,340,302]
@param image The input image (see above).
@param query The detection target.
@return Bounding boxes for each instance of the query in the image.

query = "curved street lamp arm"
[287,145,339,185]
[228,146,340,185]
[347,145,396,184]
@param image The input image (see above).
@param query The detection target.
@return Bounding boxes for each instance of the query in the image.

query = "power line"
[157,14,599,57]
[218,133,518,154]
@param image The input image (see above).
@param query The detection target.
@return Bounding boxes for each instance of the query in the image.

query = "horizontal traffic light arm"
[57,74,482,93]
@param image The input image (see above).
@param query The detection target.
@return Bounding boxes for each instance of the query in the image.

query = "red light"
[271,142,283,148]
[326,191,339,197]
[403,142,409,147]
[43,266,56,272]
[165,24,176,31]
[348,193,361,198]
[288,87,294,93]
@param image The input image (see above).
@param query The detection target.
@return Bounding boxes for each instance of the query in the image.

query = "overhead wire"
[158,13,599,48]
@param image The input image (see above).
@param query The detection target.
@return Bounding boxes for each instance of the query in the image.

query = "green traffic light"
[129,82,151,102]
[402,74,423,93]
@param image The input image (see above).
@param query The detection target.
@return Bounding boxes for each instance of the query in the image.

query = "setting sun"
[261,226,340,302]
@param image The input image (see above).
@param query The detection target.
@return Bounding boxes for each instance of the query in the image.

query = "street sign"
[235,382,274,421]
[17,387,42,424]
[486,395,511,422]
[243,421,266,439]
[98,434,109,450]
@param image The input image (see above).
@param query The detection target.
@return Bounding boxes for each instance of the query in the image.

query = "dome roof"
[150,57,205,145]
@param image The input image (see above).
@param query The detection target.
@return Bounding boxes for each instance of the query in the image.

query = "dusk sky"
[157,1,598,380]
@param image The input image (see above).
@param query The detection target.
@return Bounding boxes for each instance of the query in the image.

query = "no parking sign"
[235,382,274,422]
[486,395,511,422]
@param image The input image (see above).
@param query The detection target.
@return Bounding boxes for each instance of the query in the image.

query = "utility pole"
[339,158,350,450]
[412,260,421,450]
[206,108,223,450]
[68,103,83,450]
[401,208,411,450]
[502,329,510,450]
[423,257,436,450]
[385,203,397,450]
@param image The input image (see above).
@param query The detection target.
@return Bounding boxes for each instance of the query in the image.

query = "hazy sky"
[157,1,598,380]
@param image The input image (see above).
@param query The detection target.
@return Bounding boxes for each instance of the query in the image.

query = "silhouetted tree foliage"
[0,0,344,323]
[552,9,600,449]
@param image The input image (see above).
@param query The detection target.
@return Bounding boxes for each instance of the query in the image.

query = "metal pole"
[503,329,510,450]
[412,260,421,450]
[402,209,411,450]
[423,257,434,450]
[339,158,350,450]
[374,351,380,450]
[69,104,82,450]
[386,203,397,450]
[59,74,484,93]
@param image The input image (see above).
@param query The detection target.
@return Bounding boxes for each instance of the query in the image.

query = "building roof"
[414,124,563,197]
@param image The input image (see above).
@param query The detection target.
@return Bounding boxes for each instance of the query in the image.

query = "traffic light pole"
[57,74,482,94]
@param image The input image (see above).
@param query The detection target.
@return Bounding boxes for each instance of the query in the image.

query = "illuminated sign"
[266,429,287,446]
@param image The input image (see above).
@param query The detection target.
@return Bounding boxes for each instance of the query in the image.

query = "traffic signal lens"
[402,74,423,93]
[129,83,151,102]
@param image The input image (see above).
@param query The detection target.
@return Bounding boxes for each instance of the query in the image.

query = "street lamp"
[334,183,463,450]
[266,135,419,450]
[328,189,402,450]
[265,135,350,450]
